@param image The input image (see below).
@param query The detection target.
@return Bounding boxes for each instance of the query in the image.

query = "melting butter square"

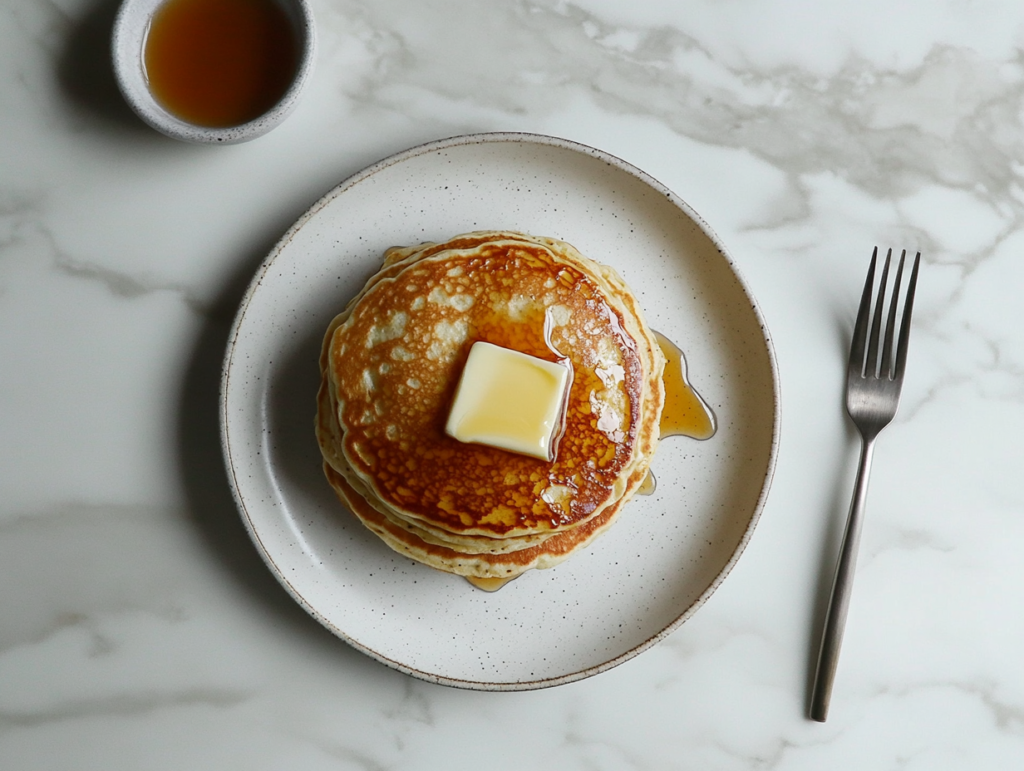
[446,342,569,461]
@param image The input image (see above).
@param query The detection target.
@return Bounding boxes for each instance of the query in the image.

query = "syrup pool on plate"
[655,331,717,441]
[143,0,299,128]
[465,576,517,592]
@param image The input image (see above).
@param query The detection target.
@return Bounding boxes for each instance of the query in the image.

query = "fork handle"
[810,436,876,722]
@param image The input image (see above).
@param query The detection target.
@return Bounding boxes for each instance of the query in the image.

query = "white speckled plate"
[220,133,779,690]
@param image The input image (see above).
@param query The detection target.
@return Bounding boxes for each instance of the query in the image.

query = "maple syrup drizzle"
[465,576,516,592]
[637,470,657,495]
[542,305,574,462]
[655,331,717,441]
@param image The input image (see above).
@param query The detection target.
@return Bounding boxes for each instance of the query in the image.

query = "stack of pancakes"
[316,232,665,582]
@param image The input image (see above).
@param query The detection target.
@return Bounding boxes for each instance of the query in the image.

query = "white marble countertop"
[4,0,1024,767]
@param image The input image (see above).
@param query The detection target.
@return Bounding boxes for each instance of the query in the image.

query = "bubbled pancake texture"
[316,232,665,579]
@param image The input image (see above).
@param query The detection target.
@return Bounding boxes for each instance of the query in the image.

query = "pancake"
[323,464,625,578]
[316,231,665,580]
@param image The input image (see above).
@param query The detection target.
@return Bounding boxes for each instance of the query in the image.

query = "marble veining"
[4,0,1024,767]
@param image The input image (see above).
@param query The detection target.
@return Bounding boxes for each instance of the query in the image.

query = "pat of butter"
[446,342,570,461]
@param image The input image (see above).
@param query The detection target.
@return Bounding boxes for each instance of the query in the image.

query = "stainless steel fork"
[810,247,921,722]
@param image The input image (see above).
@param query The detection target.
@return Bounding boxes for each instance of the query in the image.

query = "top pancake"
[319,232,664,541]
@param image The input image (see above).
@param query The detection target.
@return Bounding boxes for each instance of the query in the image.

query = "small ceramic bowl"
[111,0,316,144]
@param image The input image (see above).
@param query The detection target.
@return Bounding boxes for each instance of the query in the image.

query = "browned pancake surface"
[324,464,623,578]
[327,240,644,537]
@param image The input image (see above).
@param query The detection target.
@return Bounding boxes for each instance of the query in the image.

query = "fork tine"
[849,248,877,376]
[880,250,906,379]
[894,252,921,379]
[866,249,891,377]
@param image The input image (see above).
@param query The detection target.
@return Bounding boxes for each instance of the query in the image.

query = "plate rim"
[219,131,781,690]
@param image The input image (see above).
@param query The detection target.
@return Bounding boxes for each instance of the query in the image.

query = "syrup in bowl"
[143,0,299,128]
